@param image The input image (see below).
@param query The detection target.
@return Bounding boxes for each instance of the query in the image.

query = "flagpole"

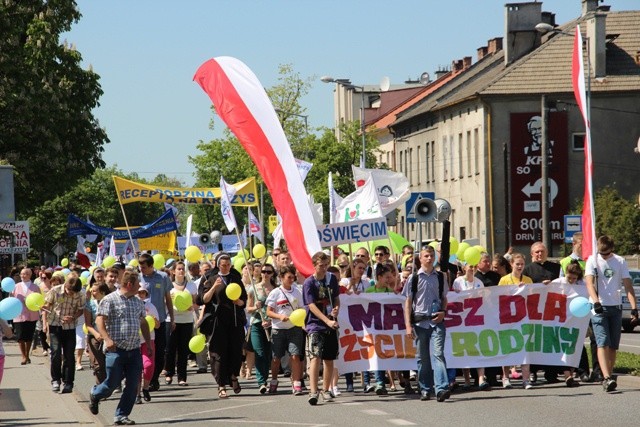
[112,177,138,258]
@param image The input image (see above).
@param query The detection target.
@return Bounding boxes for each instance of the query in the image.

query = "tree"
[29,167,164,261]
[0,1,109,216]
[572,187,640,255]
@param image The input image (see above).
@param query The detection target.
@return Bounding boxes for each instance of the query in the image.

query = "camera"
[593,302,603,314]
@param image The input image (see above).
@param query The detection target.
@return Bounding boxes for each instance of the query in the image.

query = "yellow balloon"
[129,259,139,267]
[253,244,266,259]
[61,258,69,267]
[225,283,242,301]
[25,292,45,312]
[449,237,459,255]
[102,255,116,268]
[473,245,486,254]
[153,254,165,270]
[145,314,155,330]
[173,291,192,312]
[189,334,206,353]
[185,245,202,263]
[289,308,306,327]
[83,323,89,334]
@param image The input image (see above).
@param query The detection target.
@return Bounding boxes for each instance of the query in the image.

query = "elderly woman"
[197,254,247,399]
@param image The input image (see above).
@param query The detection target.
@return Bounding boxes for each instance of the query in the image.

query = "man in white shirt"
[585,235,637,392]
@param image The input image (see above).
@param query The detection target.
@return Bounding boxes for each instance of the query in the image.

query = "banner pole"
[113,176,138,257]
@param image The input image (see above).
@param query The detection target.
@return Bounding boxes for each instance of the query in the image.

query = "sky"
[64,0,638,186]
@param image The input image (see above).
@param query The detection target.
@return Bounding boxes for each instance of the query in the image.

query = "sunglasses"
[374,253,385,257]
[338,264,348,268]
[599,252,612,257]
[261,270,274,274]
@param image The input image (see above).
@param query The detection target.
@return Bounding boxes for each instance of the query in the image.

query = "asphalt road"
[620,329,640,355]
[71,361,640,426]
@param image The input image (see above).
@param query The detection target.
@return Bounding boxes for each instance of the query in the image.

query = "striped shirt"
[97,290,146,351]
[45,285,85,330]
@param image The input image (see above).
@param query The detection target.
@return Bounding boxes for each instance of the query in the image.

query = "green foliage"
[28,167,164,258]
[572,187,640,255]
[0,0,109,216]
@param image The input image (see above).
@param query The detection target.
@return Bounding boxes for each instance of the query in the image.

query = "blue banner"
[67,210,178,239]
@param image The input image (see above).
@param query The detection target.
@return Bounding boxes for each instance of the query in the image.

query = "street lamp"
[321,76,367,168]
[535,22,591,255]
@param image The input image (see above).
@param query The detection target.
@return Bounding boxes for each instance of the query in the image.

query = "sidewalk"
[0,340,97,426]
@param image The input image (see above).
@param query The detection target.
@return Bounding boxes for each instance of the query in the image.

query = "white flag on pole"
[352,165,410,215]
[220,176,238,232]
[248,207,263,243]
[295,158,313,182]
[336,174,383,223]
[328,172,344,224]
[185,214,193,251]
[272,213,283,249]
[109,235,117,258]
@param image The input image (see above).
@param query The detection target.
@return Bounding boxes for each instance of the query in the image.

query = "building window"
[443,136,448,181]
[459,226,466,241]
[572,133,585,151]
[466,130,472,177]
[458,133,464,179]
[405,149,409,180]
[425,142,429,183]
[449,135,455,180]
[476,207,481,242]
[469,207,473,237]
[399,151,403,173]
[409,148,413,185]
[474,128,480,175]
[431,140,435,182]
[416,145,421,184]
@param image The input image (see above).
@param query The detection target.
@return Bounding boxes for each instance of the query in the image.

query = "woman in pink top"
[11,268,41,365]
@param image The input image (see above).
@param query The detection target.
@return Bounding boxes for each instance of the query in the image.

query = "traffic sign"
[405,192,435,223]
[564,215,582,243]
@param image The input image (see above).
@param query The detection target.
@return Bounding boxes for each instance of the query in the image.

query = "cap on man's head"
[113,262,126,270]
[165,258,176,269]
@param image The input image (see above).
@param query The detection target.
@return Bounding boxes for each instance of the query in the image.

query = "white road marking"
[160,399,273,420]
[361,409,389,415]
[387,419,417,425]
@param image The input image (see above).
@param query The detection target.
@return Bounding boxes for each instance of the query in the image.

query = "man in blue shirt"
[403,246,450,402]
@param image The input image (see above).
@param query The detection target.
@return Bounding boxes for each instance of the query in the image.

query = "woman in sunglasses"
[246,263,278,394]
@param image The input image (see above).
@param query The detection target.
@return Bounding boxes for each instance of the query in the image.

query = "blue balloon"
[62,268,71,276]
[81,270,91,278]
[0,297,23,320]
[449,254,458,264]
[1,277,16,292]
[569,296,591,318]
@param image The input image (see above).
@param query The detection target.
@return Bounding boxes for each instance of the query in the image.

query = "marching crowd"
[0,232,637,425]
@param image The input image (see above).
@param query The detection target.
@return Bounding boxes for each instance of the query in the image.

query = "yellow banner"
[113,176,258,206]
[115,232,177,252]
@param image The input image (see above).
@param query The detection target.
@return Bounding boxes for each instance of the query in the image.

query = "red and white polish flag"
[194,57,321,276]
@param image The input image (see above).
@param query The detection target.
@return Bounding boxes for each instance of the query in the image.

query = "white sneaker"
[523,380,533,390]
[332,386,341,396]
[502,378,513,389]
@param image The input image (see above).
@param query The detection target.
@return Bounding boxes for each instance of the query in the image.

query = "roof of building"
[392,10,640,127]
[482,11,640,95]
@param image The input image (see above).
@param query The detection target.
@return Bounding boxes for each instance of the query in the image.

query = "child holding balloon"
[137,282,160,403]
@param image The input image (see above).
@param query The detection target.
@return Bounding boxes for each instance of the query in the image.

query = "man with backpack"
[403,246,450,402]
